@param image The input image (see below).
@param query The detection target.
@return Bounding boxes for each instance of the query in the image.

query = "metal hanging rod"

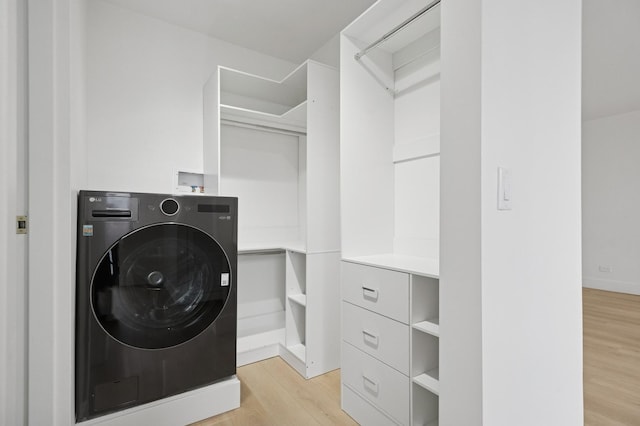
[354,0,441,61]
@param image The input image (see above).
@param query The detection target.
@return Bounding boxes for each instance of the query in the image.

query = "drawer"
[342,301,409,375]
[342,261,409,323]
[342,342,409,425]
[342,384,400,426]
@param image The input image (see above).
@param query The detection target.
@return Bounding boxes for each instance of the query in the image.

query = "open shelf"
[287,343,306,362]
[219,63,307,116]
[346,0,440,56]
[238,241,306,255]
[413,318,439,337]
[413,368,439,395]
[220,100,307,133]
[287,294,307,307]
[342,254,439,278]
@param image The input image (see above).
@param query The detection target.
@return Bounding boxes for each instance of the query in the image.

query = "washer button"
[160,199,179,216]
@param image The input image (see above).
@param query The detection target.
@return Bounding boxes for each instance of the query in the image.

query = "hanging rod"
[354,0,441,61]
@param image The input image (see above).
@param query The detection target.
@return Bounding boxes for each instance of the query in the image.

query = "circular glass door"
[91,223,231,349]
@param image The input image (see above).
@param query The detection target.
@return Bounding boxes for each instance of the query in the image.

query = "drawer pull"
[362,329,379,346]
[362,286,379,300]
[362,374,379,395]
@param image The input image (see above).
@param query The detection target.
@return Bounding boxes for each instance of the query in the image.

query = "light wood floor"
[584,288,640,425]
[191,356,358,426]
[195,288,640,425]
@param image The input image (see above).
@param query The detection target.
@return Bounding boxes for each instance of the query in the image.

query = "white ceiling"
[101,0,377,64]
[583,0,640,121]
[100,0,639,121]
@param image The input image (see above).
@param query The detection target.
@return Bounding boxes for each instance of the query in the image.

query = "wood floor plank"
[193,357,356,426]
[259,358,356,426]
[583,288,640,425]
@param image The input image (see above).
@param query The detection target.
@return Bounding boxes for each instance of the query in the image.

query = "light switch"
[498,167,512,210]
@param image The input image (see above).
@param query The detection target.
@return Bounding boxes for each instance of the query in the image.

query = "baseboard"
[237,327,285,366]
[77,376,240,426]
[237,343,280,366]
[583,277,640,296]
[279,344,307,378]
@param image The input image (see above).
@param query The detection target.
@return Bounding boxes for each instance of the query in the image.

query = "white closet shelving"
[203,60,341,379]
[340,0,441,424]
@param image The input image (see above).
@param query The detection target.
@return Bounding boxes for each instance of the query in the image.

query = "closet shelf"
[287,343,306,362]
[412,318,439,337]
[347,0,441,57]
[342,254,439,278]
[288,294,307,307]
[219,63,307,116]
[238,241,306,255]
[413,368,439,395]
[220,101,307,134]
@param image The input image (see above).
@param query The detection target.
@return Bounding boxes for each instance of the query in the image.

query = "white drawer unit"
[342,301,410,375]
[341,258,440,425]
[342,261,409,324]
[342,342,410,425]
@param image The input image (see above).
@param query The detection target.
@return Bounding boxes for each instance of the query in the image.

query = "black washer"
[75,191,237,422]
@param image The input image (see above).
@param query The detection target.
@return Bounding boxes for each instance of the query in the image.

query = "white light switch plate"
[498,167,512,210]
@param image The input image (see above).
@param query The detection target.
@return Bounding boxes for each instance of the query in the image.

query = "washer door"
[91,223,231,349]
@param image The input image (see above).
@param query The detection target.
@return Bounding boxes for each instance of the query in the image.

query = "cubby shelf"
[287,343,306,362]
[412,318,439,337]
[413,368,439,395]
[287,294,307,307]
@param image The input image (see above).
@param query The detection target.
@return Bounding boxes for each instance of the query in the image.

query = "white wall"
[582,0,640,121]
[86,0,296,194]
[0,0,28,424]
[28,0,88,424]
[583,109,640,294]
[220,124,303,247]
[441,0,583,424]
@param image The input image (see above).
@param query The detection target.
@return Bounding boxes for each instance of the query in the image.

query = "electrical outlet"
[598,265,612,273]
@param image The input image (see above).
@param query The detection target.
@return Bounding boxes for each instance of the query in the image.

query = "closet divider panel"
[203,72,220,195]
[306,62,341,254]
